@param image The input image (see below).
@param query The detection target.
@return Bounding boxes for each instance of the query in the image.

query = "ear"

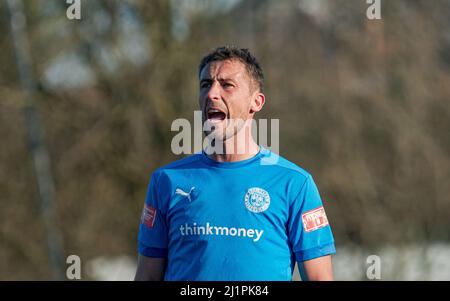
[250,92,265,114]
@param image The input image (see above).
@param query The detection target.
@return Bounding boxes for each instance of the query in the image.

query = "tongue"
[209,112,226,120]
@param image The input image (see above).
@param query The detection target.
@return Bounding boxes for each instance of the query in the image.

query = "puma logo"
[175,187,196,202]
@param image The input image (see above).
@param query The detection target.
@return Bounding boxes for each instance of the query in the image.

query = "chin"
[204,128,227,142]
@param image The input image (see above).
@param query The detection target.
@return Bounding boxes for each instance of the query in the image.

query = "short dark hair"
[198,46,264,92]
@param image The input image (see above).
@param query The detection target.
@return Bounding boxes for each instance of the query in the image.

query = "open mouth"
[207,109,227,122]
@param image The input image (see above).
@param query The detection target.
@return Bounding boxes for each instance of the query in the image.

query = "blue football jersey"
[138,146,336,280]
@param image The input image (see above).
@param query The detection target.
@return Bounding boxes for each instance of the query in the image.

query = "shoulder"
[260,148,313,183]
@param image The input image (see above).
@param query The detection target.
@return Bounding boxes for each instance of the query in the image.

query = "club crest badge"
[244,187,270,213]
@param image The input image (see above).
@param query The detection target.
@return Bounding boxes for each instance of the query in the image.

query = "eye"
[200,82,211,89]
[222,82,234,88]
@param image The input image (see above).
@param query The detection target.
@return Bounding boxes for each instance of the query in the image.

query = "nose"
[206,81,221,102]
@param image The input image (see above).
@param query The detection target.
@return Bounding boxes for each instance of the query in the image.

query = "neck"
[205,124,260,162]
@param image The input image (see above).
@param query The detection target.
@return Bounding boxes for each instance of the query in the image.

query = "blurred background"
[1,0,450,280]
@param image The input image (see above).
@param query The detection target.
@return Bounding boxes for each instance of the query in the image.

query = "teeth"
[208,109,220,113]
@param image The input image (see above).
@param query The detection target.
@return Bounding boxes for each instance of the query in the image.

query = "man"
[134,46,336,281]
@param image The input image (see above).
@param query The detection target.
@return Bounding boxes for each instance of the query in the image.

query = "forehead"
[200,59,249,81]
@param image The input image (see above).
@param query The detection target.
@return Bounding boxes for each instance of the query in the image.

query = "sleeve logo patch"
[141,204,157,228]
[302,206,329,232]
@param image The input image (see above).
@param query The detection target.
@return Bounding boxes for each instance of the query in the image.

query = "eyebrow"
[199,77,236,84]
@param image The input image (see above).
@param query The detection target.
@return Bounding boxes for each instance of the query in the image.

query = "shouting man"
[135,46,336,281]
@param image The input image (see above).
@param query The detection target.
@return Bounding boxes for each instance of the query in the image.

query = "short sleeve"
[287,175,336,262]
[137,171,169,258]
